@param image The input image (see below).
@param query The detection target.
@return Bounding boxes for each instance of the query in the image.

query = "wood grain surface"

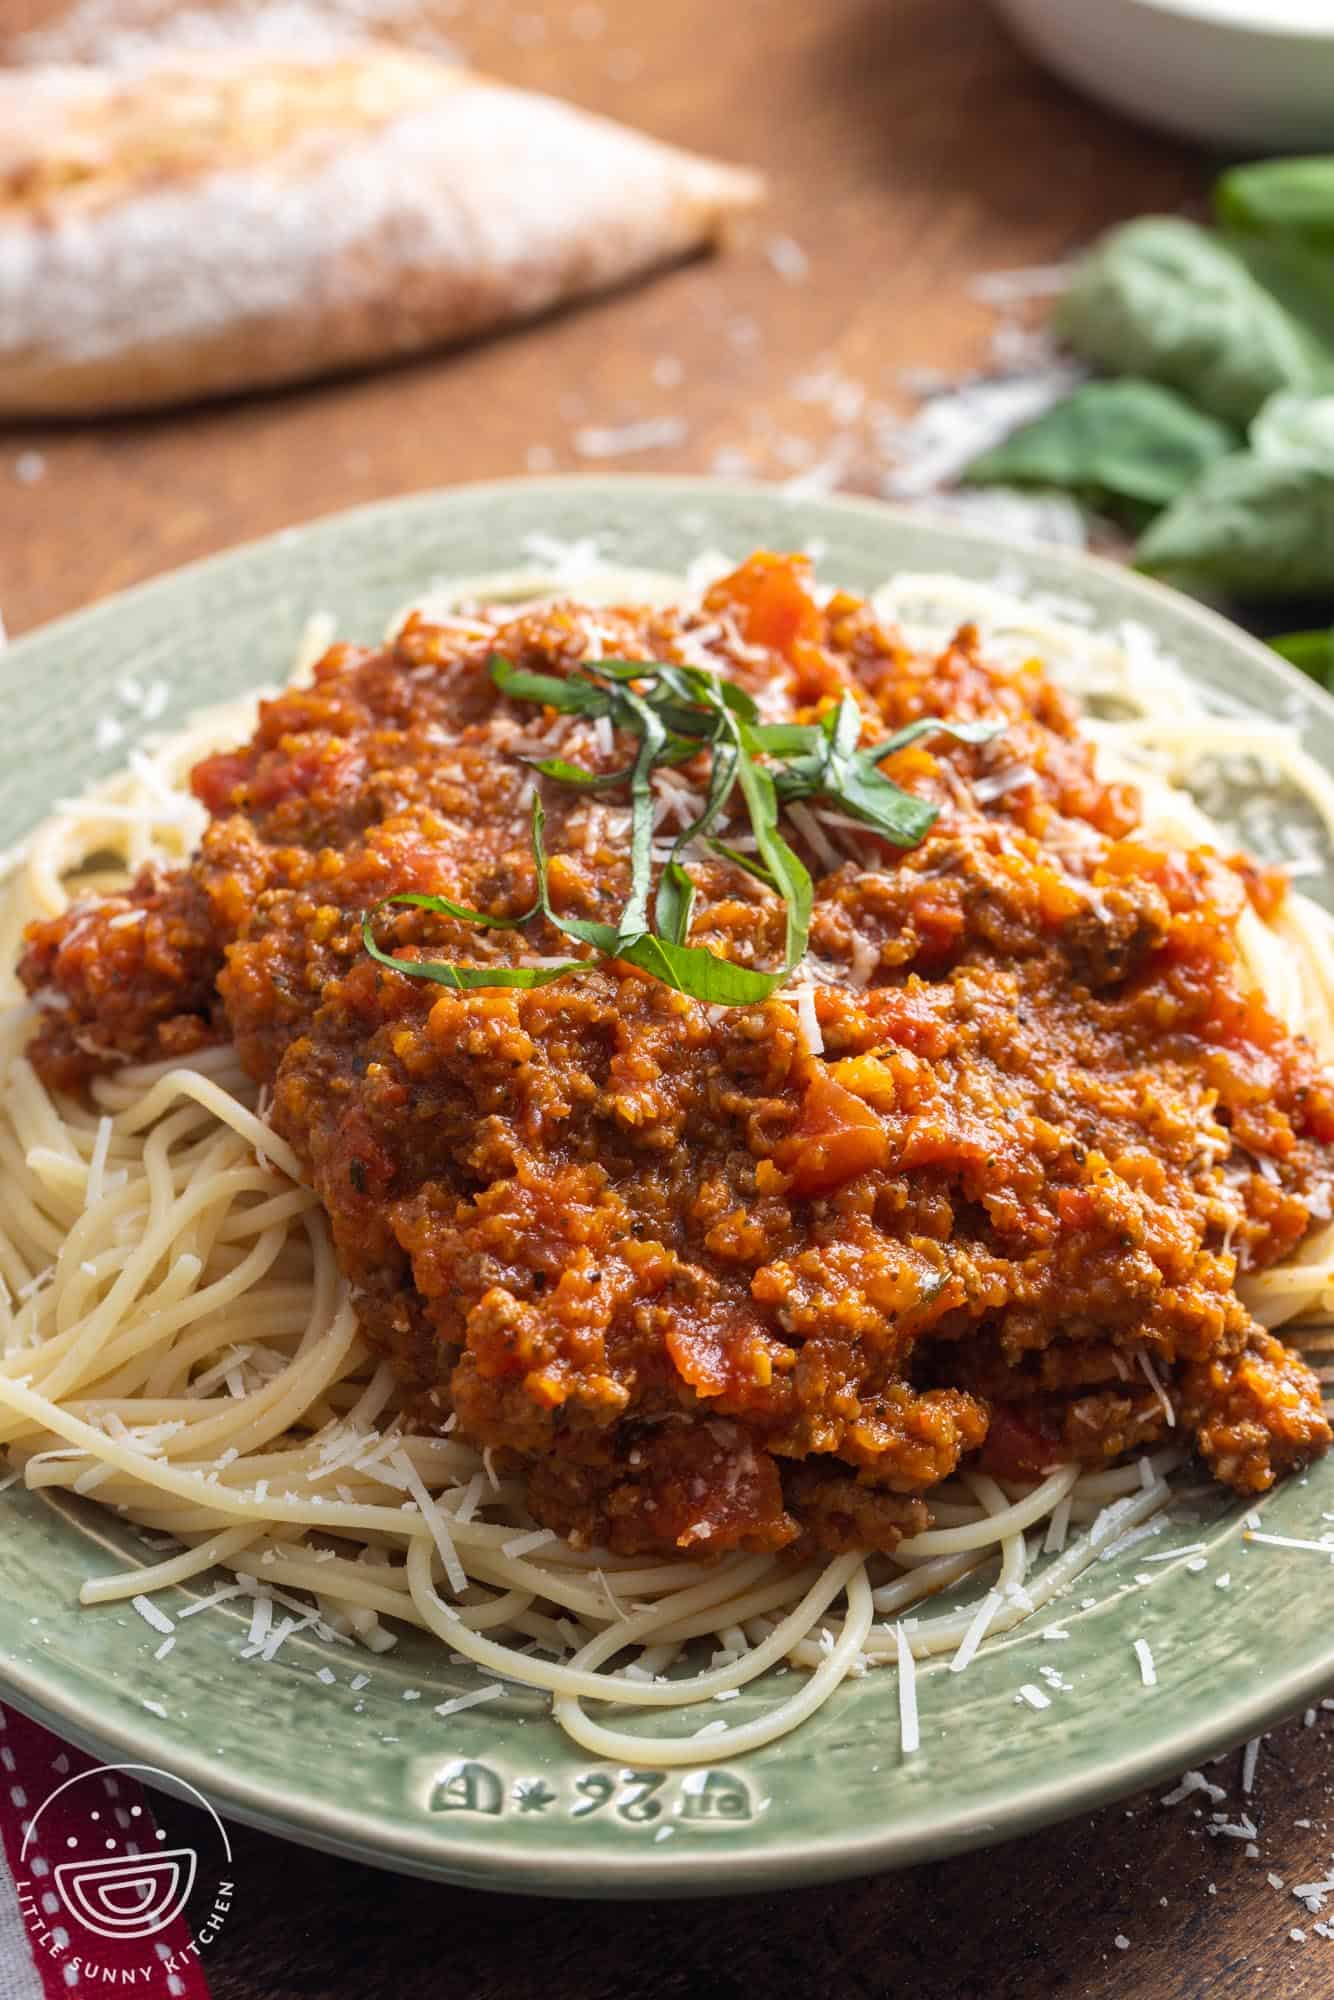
[4,1,1333,1995]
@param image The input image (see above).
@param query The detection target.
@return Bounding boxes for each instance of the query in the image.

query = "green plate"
[3,477,1333,1897]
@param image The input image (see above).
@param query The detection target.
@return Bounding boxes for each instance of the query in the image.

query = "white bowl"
[991,0,1334,153]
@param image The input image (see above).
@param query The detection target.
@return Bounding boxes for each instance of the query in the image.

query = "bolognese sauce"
[20,554,1334,1559]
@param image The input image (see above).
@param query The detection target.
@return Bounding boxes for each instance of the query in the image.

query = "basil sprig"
[963,378,1239,515]
[362,654,1003,1005]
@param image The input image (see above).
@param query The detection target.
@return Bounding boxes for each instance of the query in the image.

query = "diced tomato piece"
[706,550,822,660]
[779,1068,890,1197]
[665,1321,731,1396]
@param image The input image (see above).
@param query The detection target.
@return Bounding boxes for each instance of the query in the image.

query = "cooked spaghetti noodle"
[2,562,1333,1764]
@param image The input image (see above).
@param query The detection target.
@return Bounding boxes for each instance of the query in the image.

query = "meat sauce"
[20,554,1334,1557]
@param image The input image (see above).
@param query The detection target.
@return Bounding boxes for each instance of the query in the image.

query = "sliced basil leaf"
[541,906,783,1003]
[364,884,539,934]
[655,862,696,946]
[828,693,863,761]
[616,932,786,1002]
[774,714,1004,847]
[748,721,824,757]
[653,739,739,939]
[818,767,939,847]
[734,733,813,970]
[520,755,633,789]
[708,839,780,889]
[371,650,973,1005]
[362,798,582,989]
[489,655,611,717]
[617,685,667,937]
[592,657,663,682]
[361,872,581,993]
[361,953,585,991]
[1217,158,1334,255]
[862,716,1008,762]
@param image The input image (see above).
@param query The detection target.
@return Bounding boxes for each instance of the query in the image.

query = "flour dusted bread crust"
[0,46,763,415]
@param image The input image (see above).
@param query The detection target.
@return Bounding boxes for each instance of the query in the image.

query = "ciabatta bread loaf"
[0,46,763,415]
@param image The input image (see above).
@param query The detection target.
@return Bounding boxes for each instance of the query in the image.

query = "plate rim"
[4,472,1334,1898]
[0,1625,1325,1899]
[8,470,1331,728]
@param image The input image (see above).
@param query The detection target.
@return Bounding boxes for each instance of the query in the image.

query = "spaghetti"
[2,564,1332,1764]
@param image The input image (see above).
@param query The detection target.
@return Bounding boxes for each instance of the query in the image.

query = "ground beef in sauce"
[20,552,1334,1557]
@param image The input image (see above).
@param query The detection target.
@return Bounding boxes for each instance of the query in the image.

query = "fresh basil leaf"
[361,952,585,991]
[748,721,824,757]
[391,647,973,1005]
[590,657,655,678]
[362,798,585,991]
[1056,217,1325,426]
[489,655,611,717]
[1136,451,1334,597]
[1217,158,1334,254]
[364,885,539,934]
[653,739,740,938]
[734,735,813,970]
[714,677,760,724]
[616,686,667,937]
[708,839,780,888]
[520,755,632,789]
[862,717,1008,761]
[773,713,1004,848]
[827,766,939,847]
[656,661,812,971]
[1250,390,1334,472]
[361,868,582,990]
[541,903,784,1004]
[827,694,863,761]
[1229,236,1334,368]
[615,931,787,1003]
[597,656,759,724]
[1271,628,1334,689]
[655,661,760,727]
[542,910,622,954]
[963,379,1239,509]
[655,862,696,946]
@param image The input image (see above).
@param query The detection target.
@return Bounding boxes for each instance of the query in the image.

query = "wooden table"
[5,0,1334,1993]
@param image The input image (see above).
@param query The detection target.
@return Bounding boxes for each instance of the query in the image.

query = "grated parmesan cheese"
[948,1589,1002,1675]
[1245,1531,1334,1555]
[434,1684,503,1720]
[895,1622,918,1755]
[501,1527,557,1560]
[131,1594,174,1636]
[1136,1349,1176,1428]
[795,984,822,1056]
[1241,1736,1262,1795]
[391,1448,467,1597]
